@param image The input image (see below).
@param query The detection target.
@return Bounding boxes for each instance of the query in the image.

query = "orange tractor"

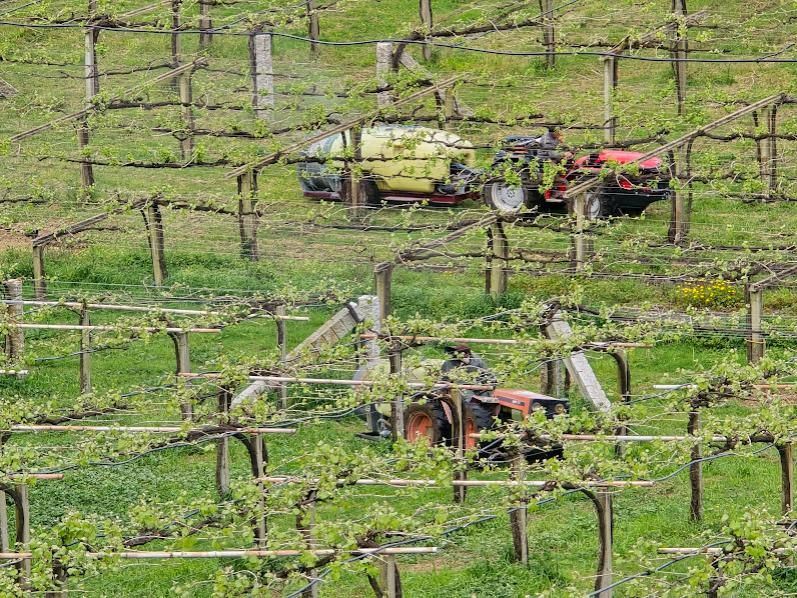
[356,358,568,453]
[403,388,567,452]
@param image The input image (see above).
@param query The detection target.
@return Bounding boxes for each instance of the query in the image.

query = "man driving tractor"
[441,344,497,399]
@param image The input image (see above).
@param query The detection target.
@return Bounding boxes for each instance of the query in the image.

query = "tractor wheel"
[584,187,614,220]
[463,400,498,458]
[361,178,381,206]
[404,402,450,446]
[483,179,529,214]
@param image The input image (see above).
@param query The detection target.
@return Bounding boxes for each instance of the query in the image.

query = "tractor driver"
[536,128,573,164]
[441,344,497,392]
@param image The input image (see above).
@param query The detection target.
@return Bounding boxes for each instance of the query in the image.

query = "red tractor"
[483,135,672,218]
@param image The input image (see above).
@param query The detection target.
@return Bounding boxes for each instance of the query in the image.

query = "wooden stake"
[766,106,778,198]
[572,193,586,271]
[688,409,703,522]
[540,359,562,397]
[0,435,8,555]
[79,302,91,394]
[169,331,193,420]
[452,387,467,504]
[602,55,616,144]
[2,280,23,363]
[307,0,320,56]
[438,87,456,130]
[13,484,30,585]
[376,42,395,107]
[384,554,399,598]
[671,0,688,115]
[780,443,794,514]
[276,305,288,410]
[0,492,7,553]
[216,386,231,496]
[237,171,259,261]
[419,0,433,61]
[79,10,98,189]
[77,122,94,188]
[610,350,631,457]
[249,29,274,118]
[32,245,46,300]
[252,435,268,547]
[540,0,556,68]
[509,453,529,565]
[489,221,509,297]
[594,490,613,597]
[344,126,367,220]
[171,0,181,69]
[178,68,195,160]
[389,345,404,441]
[668,148,687,244]
[746,284,765,364]
[199,0,212,48]
[143,203,167,285]
[374,262,393,325]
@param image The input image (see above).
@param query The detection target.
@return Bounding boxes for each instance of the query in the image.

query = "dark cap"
[445,343,472,355]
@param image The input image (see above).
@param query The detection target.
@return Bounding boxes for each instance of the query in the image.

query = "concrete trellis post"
[376,42,396,107]
[249,29,275,118]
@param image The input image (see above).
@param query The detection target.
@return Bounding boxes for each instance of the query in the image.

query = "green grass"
[3,0,797,595]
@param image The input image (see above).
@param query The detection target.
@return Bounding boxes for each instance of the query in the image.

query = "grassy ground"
[3,0,797,595]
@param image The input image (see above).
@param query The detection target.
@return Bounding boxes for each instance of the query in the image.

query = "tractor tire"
[584,187,615,220]
[483,179,529,214]
[361,178,381,206]
[404,401,451,446]
[464,400,500,459]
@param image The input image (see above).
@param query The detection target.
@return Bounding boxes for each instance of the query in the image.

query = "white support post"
[602,55,616,144]
[250,29,275,119]
[419,0,433,61]
[376,42,395,107]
